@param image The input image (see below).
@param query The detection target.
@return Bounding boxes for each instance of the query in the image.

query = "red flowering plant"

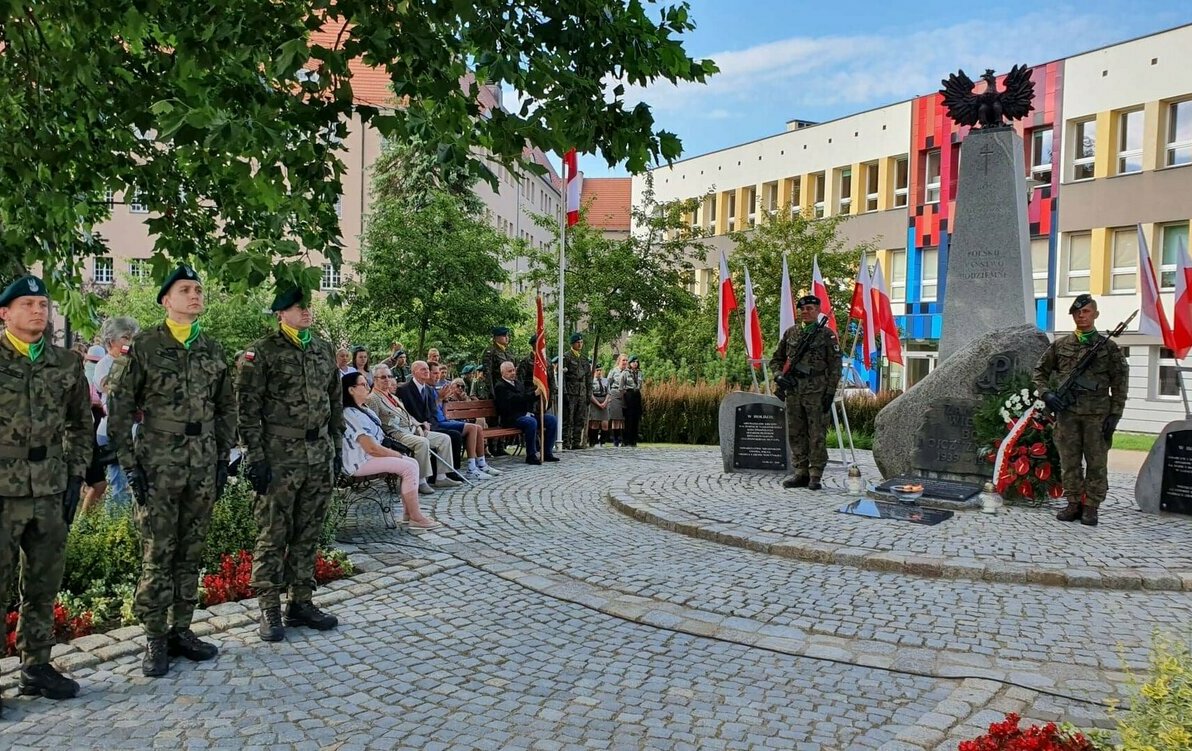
[958,713,1100,751]
[5,601,94,658]
[974,374,1064,506]
[200,549,354,607]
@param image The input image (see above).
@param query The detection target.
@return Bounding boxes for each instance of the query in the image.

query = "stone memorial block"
[1136,419,1192,515]
[719,391,789,473]
[938,127,1035,361]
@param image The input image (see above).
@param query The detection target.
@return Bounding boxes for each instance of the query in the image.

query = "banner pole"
[556,187,566,450]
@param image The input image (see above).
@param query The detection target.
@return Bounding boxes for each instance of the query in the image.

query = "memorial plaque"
[912,398,986,477]
[837,499,954,526]
[733,402,788,471]
[1161,430,1192,515]
[875,476,982,502]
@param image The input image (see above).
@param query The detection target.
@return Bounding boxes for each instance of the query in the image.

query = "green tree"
[0,2,716,326]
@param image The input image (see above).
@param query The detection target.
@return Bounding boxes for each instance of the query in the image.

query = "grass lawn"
[1113,432,1157,452]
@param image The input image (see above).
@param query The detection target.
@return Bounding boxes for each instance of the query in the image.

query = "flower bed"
[958,714,1098,751]
[201,549,354,607]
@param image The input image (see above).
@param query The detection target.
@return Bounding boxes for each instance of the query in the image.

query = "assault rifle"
[774,314,829,402]
[1045,309,1136,414]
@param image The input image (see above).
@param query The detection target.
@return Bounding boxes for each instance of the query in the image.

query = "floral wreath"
[974,375,1064,505]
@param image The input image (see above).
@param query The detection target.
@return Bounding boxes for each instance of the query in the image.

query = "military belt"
[0,444,62,461]
[265,423,328,441]
[144,417,215,436]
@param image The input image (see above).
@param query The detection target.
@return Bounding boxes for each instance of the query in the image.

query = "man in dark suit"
[494,362,559,465]
[397,360,463,470]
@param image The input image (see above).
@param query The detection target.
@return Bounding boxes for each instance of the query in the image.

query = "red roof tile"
[580,178,631,231]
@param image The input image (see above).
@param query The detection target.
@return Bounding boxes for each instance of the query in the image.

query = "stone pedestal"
[719,391,789,474]
[939,127,1035,361]
[1136,419,1192,514]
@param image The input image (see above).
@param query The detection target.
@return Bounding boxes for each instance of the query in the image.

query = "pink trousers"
[354,456,419,506]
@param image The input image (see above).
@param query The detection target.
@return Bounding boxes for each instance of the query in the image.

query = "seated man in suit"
[399,360,496,481]
[494,361,559,465]
[365,364,464,494]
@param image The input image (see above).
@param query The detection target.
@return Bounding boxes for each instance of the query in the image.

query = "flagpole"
[556,175,566,450]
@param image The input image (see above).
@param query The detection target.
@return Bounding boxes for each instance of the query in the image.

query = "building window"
[321,263,342,291]
[104,189,115,207]
[924,150,941,204]
[1030,237,1049,298]
[129,190,148,214]
[1156,347,1182,399]
[1117,109,1144,175]
[786,177,801,214]
[705,196,716,231]
[837,168,852,214]
[893,156,909,208]
[864,163,879,212]
[1110,227,1137,293]
[1167,100,1192,167]
[764,182,778,213]
[889,250,906,302]
[746,187,757,228]
[726,192,736,232]
[334,196,343,217]
[920,248,939,301]
[1072,119,1097,180]
[129,259,150,281]
[812,173,825,218]
[93,257,114,285]
[1029,128,1053,184]
[1160,222,1188,289]
[1064,232,1091,294]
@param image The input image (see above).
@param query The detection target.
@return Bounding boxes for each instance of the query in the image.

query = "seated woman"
[341,372,440,530]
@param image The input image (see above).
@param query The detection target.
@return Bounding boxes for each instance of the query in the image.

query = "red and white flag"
[716,250,738,357]
[850,262,875,368]
[779,255,796,339]
[1137,224,1175,353]
[533,293,549,397]
[743,266,764,366]
[811,254,838,335]
[870,259,903,366]
[564,149,582,227]
[1174,235,1192,361]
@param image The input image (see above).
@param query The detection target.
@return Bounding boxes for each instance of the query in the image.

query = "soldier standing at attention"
[237,286,342,642]
[482,326,515,394]
[108,265,236,677]
[1033,294,1128,527]
[562,333,592,450]
[0,275,89,713]
[769,295,841,491]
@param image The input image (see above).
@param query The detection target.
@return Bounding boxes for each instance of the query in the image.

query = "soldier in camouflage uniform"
[108,265,237,677]
[1033,294,1128,526]
[0,275,89,713]
[562,333,592,450]
[238,286,342,642]
[769,295,841,491]
[482,326,515,393]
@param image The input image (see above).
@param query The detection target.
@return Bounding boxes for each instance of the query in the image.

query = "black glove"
[126,465,149,505]
[215,461,229,499]
[334,450,344,476]
[775,374,796,392]
[822,393,835,413]
[246,460,272,495]
[1102,415,1120,442]
[62,476,85,526]
[1042,391,1065,414]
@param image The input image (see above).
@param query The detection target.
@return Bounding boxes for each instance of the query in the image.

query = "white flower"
[1000,409,1011,421]
[1020,389,1030,400]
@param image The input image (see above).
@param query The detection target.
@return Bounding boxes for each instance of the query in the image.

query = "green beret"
[461,364,475,375]
[157,264,200,303]
[628,356,639,364]
[0,275,48,307]
[492,326,510,337]
[797,295,821,307]
[569,332,584,344]
[270,286,307,312]
[1068,294,1095,314]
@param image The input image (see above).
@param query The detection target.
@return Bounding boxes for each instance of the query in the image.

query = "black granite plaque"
[733,402,788,470]
[1161,430,1192,515]
[913,398,986,476]
[875,475,983,502]
[836,499,954,526]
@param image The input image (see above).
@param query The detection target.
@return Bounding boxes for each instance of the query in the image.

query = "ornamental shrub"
[1115,633,1192,750]
[202,479,259,571]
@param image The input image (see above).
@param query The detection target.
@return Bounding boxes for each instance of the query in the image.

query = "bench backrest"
[445,399,498,421]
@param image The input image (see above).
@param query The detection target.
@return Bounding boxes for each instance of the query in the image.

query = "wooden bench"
[333,473,401,530]
[444,399,523,443]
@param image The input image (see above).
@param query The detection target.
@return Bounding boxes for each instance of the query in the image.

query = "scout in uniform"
[561,333,593,450]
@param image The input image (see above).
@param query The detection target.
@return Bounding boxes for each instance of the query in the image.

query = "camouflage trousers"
[1055,413,1110,506]
[133,464,217,637]
[563,392,586,449]
[250,462,333,609]
[0,495,67,666]
[786,391,830,477]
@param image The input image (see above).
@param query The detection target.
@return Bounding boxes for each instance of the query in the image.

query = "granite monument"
[1135,418,1192,515]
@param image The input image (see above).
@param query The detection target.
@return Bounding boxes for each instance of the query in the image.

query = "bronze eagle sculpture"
[939,65,1035,128]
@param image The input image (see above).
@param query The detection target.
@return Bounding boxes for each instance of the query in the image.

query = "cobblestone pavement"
[3,447,1184,749]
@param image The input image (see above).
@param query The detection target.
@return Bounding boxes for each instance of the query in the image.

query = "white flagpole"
[556,175,566,449]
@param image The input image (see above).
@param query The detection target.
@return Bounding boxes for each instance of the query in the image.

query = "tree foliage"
[0,1,717,324]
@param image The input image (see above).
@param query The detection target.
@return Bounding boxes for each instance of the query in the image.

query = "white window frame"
[812,173,825,218]
[726,192,736,232]
[924,150,941,204]
[1030,237,1050,298]
[893,157,909,208]
[1064,232,1092,295]
[1159,222,1188,290]
[837,168,852,214]
[864,162,879,212]
[93,257,114,285]
[889,249,906,302]
[746,187,757,228]
[104,189,115,207]
[129,190,148,214]
[787,177,801,215]
[321,262,342,292]
[1117,109,1144,175]
[765,182,778,213]
[706,196,716,231]
[1029,128,1053,183]
[1110,227,1137,294]
[1167,100,1192,167]
[920,248,939,301]
[128,259,150,281]
[1154,347,1182,400]
[1071,119,1097,181]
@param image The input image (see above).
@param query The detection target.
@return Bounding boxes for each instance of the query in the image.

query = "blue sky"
[568,0,1192,178]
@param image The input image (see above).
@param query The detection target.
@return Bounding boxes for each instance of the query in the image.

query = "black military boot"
[1081,504,1099,526]
[807,476,823,491]
[168,627,219,661]
[142,635,170,677]
[19,663,80,699]
[285,601,339,631]
[782,474,810,489]
[1056,500,1082,522]
[259,605,284,642]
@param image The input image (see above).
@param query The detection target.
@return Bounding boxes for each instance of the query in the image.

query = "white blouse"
[342,407,384,475]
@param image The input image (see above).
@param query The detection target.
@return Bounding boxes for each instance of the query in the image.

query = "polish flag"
[1173,235,1192,361]
[850,263,876,368]
[811,255,838,335]
[564,149,582,227]
[870,260,903,366]
[743,266,764,366]
[779,255,796,339]
[716,250,738,357]
[1136,224,1175,353]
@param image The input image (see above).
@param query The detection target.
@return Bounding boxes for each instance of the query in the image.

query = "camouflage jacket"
[517,355,555,401]
[482,345,515,384]
[562,349,592,399]
[237,330,342,467]
[768,323,842,395]
[108,324,237,471]
[0,335,91,496]
[468,375,491,400]
[1032,333,1128,417]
